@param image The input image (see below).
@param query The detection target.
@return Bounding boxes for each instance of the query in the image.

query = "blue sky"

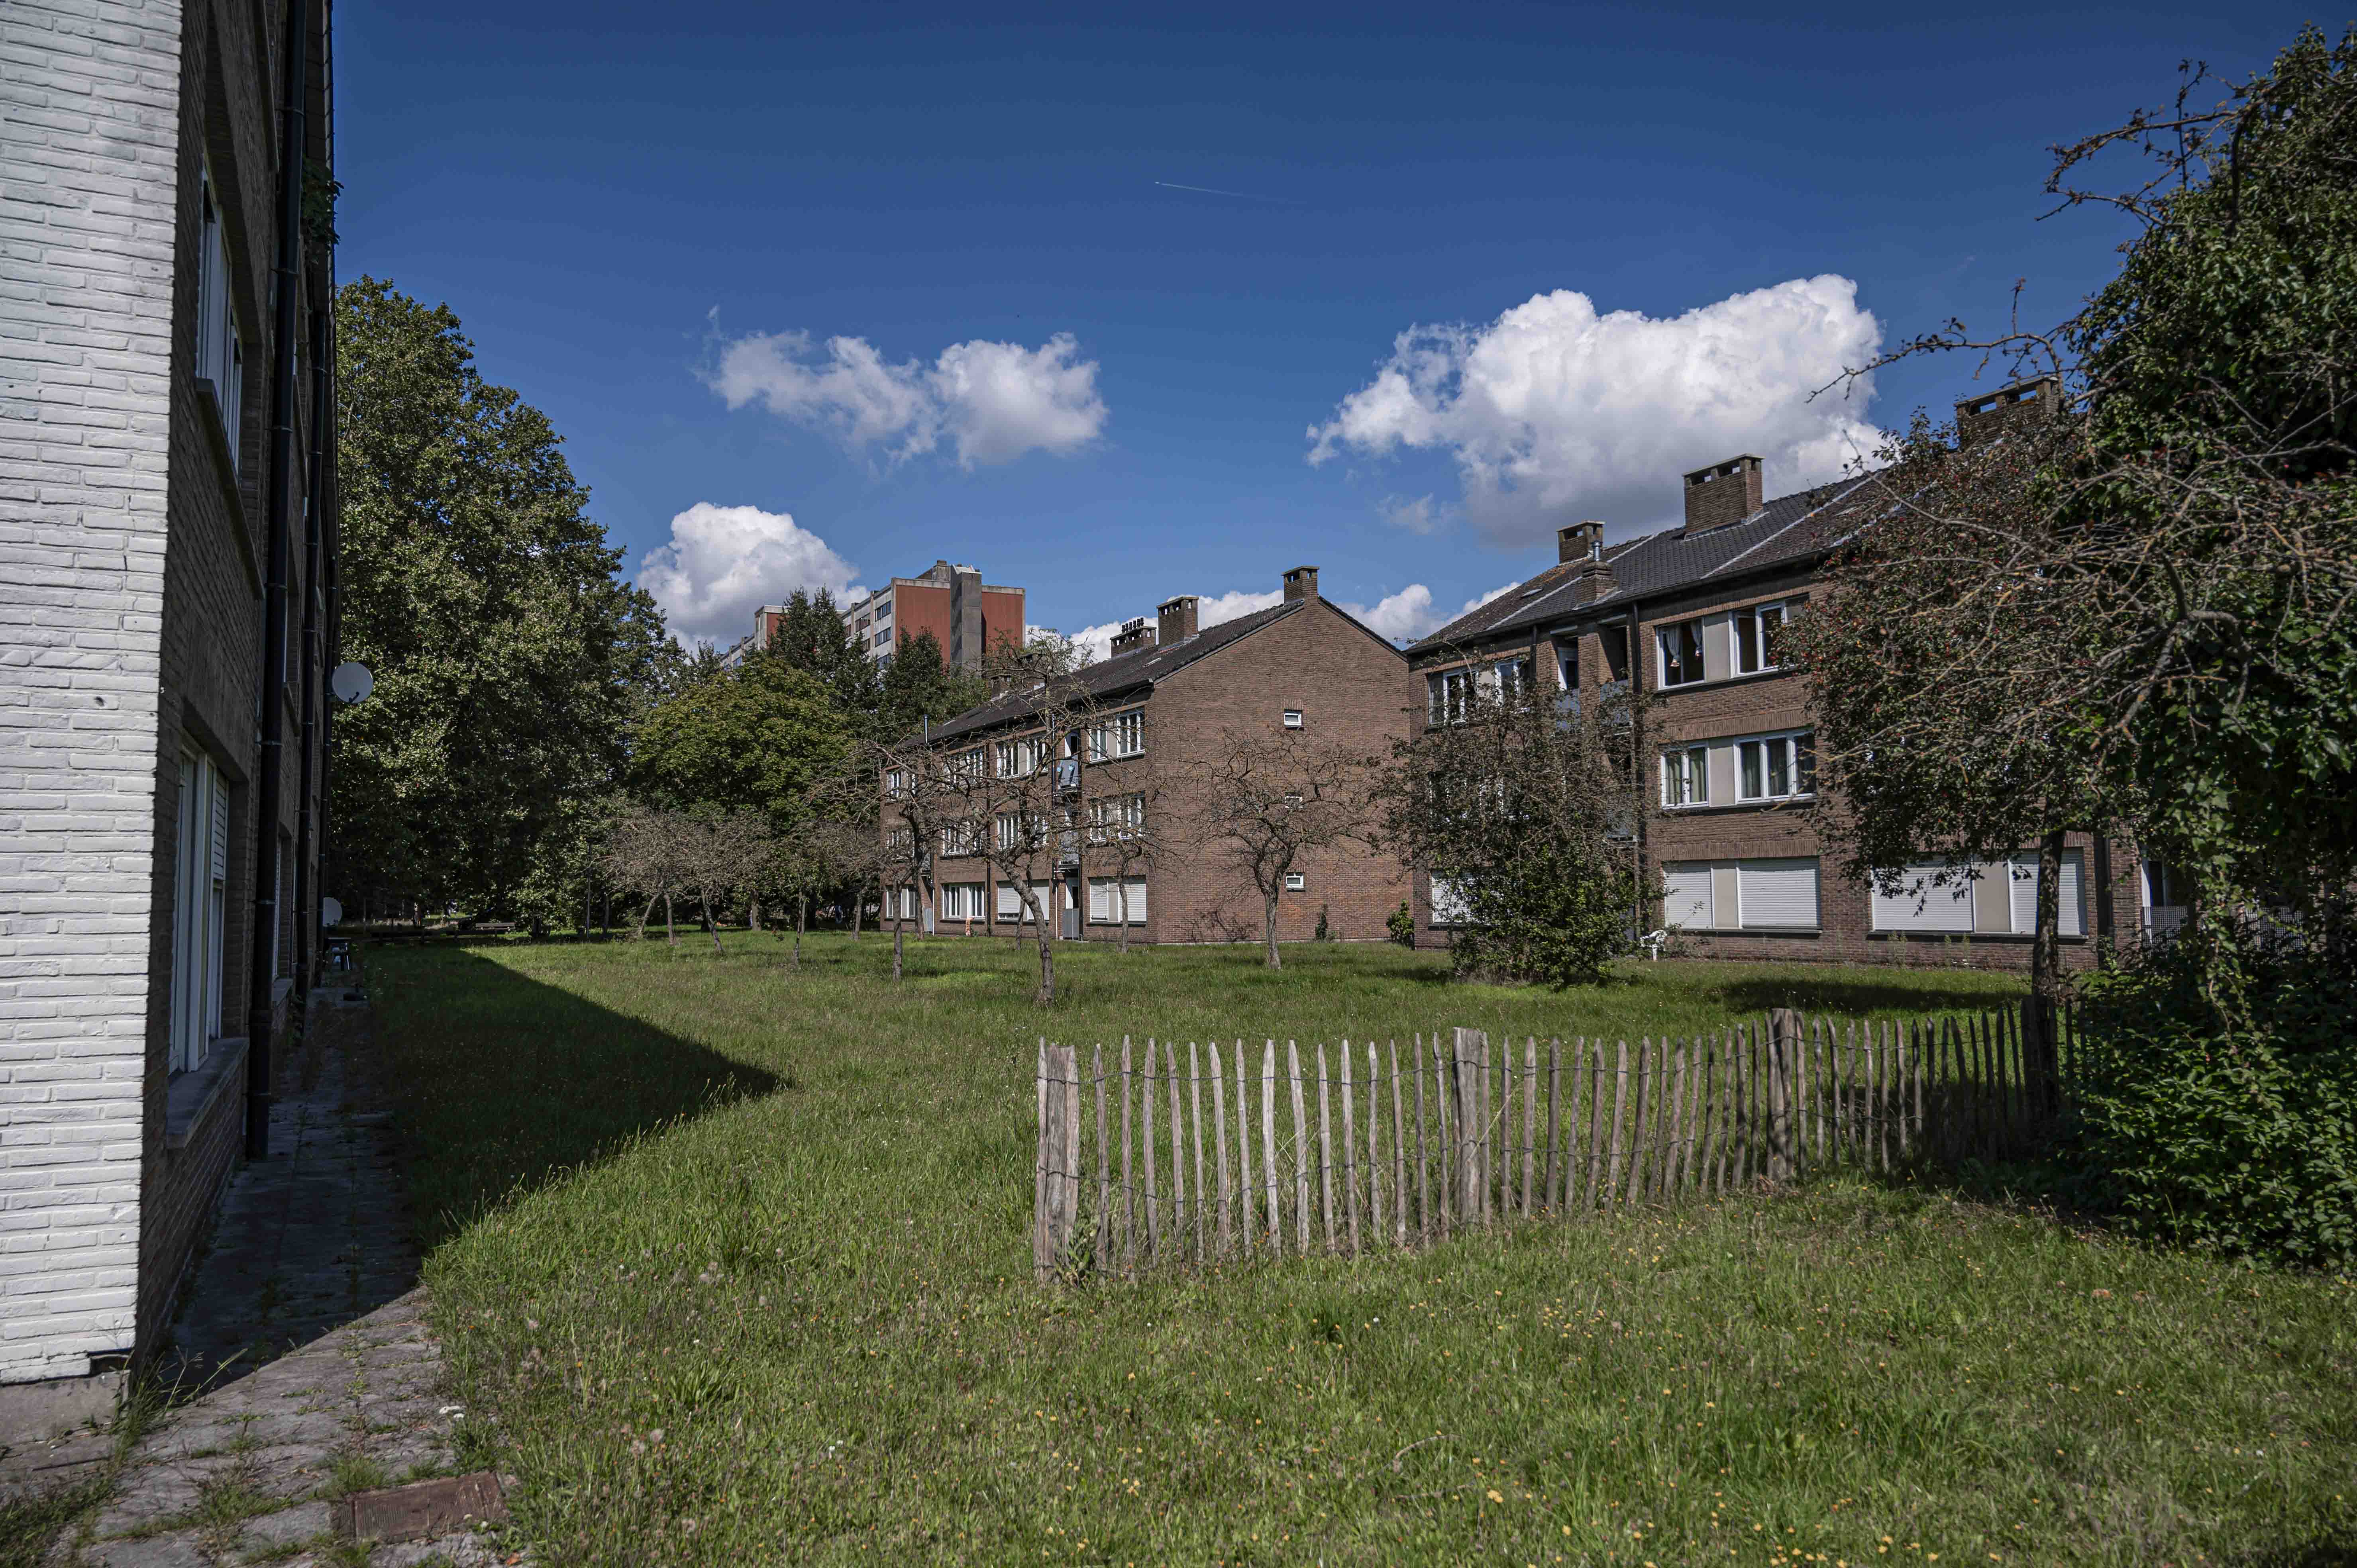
[338,1,2313,653]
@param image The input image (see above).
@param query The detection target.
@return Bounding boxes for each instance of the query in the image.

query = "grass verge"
[365,932,2355,1565]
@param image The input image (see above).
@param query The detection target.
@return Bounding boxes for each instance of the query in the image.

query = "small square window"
[1282,710,1303,729]
[1285,872,1306,892]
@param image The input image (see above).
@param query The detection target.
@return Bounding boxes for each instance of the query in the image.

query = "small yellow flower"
[1488,1490,1505,1503]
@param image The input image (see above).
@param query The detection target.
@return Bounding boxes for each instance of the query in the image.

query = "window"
[1734,599,1797,675]
[1085,793,1144,843]
[1089,710,1145,761]
[1656,619,1705,687]
[885,823,914,857]
[1283,872,1307,892]
[1427,668,1473,726]
[1429,873,1472,927]
[941,882,986,920]
[1282,710,1303,729]
[873,601,891,623]
[994,812,1043,852]
[1493,657,1535,702]
[1660,745,1709,808]
[995,736,1043,778]
[948,747,984,786]
[1735,730,1815,802]
[1088,877,1150,923]
[1661,858,1822,930]
[169,750,229,1074]
[940,821,980,858]
[1870,853,2086,937]
[194,164,243,472]
[883,767,908,799]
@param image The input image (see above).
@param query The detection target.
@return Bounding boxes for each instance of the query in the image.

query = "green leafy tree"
[763,587,881,714]
[332,278,658,917]
[633,657,852,838]
[875,631,989,743]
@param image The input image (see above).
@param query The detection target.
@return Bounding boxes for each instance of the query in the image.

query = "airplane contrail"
[1154,180,1299,204]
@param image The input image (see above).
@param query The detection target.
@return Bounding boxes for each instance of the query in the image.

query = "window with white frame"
[1869,853,2085,937]
[1427,668,1473,726]
[1087,876,1149,923]
[1089,710,1144,760]
[1492,657,1535,702]
[1429,872,1472,926]
[873,629,891,648]
[195,164,244,472]
[883,766,908,799]
[169,750,229,1074]
[1660,744,1709,808]
[941,882,986,920]
[1282,710,1303,729]
[995,735,1043,778]
[1734,598,1797,675]
[940,821,980,858]
[1284,872,1306,891]
[1661,857,1822,930]
[1656,619,1705,687]
[948,747,984,786]
[1086,793,1144,843]
[993,812,1042,852]
[1735,730,1815,802]
[885,823,914,857]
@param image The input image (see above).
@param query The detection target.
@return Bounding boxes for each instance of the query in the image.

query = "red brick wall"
[981,588,1024,661]
[892,582,952,661]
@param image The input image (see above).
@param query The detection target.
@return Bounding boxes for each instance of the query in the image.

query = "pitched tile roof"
[924,601,1303,746]
[1406,470,1892,653]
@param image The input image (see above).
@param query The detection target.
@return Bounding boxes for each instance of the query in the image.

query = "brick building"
[0,0,340,1437]
[841,560,1023,674]
[1404,379,2164,967]
[887,566,1418,945]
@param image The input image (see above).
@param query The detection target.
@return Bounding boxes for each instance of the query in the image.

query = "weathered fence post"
[1768,1007,1801,1183]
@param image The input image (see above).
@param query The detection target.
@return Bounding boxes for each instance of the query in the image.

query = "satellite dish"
[331,662,374,704]
[320,896,343,929]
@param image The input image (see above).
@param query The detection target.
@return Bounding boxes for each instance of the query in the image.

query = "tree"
[875,630,991,743]
[1087,775,1166,956]
[604,806,693,944]
[634,656,851,833]
[1184,726,1383,970]
[761,587,880,714]
[333,278,659,918]
[679,809,774,956]
[1376,663,1648,988]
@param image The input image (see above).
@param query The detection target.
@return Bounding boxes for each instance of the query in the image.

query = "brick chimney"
[1557,521,1605,563]
[1955,375,2061,447]
[1157,594,1199,645]
[1282,565,1319,602]
[1682,454,1764,534]
[1109,616,1156,657]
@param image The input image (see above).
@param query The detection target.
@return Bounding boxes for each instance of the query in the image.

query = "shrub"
[2071,915,2357,1270]
[1387,902,1415,947]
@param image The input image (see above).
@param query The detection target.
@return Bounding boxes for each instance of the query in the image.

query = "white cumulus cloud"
[709,327,1108,468]
[1309,276,1884,545]
[636,502,861,649]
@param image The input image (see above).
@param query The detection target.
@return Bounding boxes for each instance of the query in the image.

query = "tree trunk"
[635,894,655,940]
[664,893,676,947]
[1263,886,1282,970]
[583,884,592,939]
[2030,826,2067,1109]
[1036,899,1056,1006]
[1116,876,1130,955]
[851,880,864,939]
[602,891,611,940]
[892,919,903,980]
[795,896,806,966]
[750,897,763,932]
[702,892,723,956]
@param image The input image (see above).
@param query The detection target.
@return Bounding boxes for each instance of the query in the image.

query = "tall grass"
[365,933,2355,1566]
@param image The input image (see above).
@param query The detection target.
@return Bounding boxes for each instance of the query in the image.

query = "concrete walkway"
[38,1002,516,1567]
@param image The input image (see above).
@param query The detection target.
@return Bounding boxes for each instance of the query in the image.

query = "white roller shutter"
[1737,858,1819,929]
[1871,865,1974,933]
[2006,850,2086,937]
[1122,878,1147,923]
[1661,862,1713,930]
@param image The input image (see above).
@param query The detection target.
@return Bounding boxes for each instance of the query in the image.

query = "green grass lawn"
[361,932,2354,1566]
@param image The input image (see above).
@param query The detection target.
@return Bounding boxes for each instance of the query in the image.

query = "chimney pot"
[1282,564,1320,602]
[1558,520,1606,563]
[1109,615,1157,656]
[1156,593,1199,645]
[1681,454,1764,533]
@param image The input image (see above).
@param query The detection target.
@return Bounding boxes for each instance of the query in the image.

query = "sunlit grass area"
[362,933,2355,1566]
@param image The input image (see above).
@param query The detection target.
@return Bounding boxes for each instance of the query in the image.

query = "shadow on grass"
[1710,971,2024,1016]
[361,946,784,1254]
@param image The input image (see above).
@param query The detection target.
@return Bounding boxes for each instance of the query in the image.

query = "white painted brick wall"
[0,0,181,1384]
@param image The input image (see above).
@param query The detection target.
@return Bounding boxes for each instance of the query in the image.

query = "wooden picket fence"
[1032,1002,2079,1280]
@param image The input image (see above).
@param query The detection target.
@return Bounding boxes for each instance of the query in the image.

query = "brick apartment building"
[0,0,340,1437]
[1403,378,2172,967]
[841,559,1024,674]
[885,566,1419,945]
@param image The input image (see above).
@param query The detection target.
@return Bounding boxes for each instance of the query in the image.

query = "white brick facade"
[0,0,184,1384]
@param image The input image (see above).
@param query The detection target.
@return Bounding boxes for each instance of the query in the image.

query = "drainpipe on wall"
[244,0,311,1161]
[291,302,327,996]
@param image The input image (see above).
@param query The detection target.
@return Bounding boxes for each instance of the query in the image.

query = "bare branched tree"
[1183,726,1382,969]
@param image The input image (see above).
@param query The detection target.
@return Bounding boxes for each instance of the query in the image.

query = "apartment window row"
[1662,857,1822,932]
[1658,728,1816,808]
[940,821,981,858]
[997,880,1066,921]
[1085,792,1145,843]
[1090,709,1145,760]
[1657,598,1801,689]
[994,812,1045,852]
[1870,853,2086,937]
[195,162,245,474]
[1426,657,1539,727]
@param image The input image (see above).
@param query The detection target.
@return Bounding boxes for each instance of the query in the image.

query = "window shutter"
[210,780,229,882]
[1737,858,1819,929]
[2005,850,2086,937]
[1125,878,1147,923]
[1088,879,1110,922]
[1661,862,1713,930]
[1871,865,1974,933]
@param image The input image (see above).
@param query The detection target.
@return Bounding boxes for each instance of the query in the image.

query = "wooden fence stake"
[1060,1045,1081,1266]
[1288,1041,1311,1256]
[1342,1041,1361,1254]
[1034,1039,1049,1281]
[1167,1042,1187,1260]
[1144,1040,1161,1261]
[1121,1037,1136,1269]
[1094,1045,1111,1274]
[1520,1037,1538,1218]
[1413,1035,1432,1241]
[1389,1040,1409,1247]
[1210,1042,1231,1258]
[1316,1044,1336,1254]
[1364,1041,1382,1250]
[1261,1040,1282,1256]
[1234,1042,1255,1256]
[1190,1043,1207,1261]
